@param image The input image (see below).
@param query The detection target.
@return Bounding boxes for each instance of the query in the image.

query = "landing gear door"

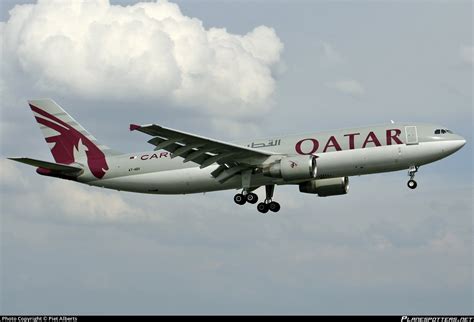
[405,126,418,145]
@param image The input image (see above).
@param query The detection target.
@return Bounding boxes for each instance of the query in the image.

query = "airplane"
[9,99,466,213]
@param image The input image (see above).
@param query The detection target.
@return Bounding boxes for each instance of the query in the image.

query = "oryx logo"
[289,160,298,168]
[30,104,109,179]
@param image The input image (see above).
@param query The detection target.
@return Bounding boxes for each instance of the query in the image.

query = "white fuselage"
[79,123,466,195]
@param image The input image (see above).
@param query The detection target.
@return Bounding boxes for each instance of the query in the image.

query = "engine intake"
[299,177,349,197]
[263,155,317,181]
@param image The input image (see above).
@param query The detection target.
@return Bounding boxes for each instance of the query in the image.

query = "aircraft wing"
[130,123,275,182]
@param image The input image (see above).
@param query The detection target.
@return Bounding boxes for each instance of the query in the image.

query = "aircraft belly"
[399,141,452,165]
[89,166,241,194]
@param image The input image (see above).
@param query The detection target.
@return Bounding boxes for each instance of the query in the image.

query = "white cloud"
[459,45,473,66]
[1,0,284,117]
[325,79,365,97]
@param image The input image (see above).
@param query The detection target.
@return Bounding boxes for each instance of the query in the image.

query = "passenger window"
[435,129,440,134]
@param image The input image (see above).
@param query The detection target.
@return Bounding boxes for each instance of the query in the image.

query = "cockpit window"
[435,129,453,135]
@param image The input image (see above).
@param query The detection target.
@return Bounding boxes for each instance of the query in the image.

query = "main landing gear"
[233,191,258,205]
[233,185,281,213]
[407,165,419,189]
[257,185,280,214]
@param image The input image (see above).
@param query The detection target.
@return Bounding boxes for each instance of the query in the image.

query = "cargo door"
[405,126,418,145]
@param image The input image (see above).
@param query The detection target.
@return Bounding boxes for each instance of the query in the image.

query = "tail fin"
[28,99,119,179]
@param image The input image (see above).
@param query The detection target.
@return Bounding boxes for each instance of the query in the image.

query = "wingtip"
[130,124,141,131]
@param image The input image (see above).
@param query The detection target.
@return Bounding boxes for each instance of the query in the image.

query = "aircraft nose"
[449,137,466,153]
[438,135,466,158]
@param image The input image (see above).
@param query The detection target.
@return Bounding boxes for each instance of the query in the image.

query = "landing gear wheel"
[407,166,419,190]
[234,194,246,205]
[257,202,269,213]
[246,193,258,204]
[407,180,417,189]
[268,201,280,213]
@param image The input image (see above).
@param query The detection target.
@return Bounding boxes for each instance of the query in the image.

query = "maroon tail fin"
[28,99,117,179]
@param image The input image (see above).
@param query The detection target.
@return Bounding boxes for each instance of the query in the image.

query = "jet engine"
[263,155,317,181]
[299,177,349,197]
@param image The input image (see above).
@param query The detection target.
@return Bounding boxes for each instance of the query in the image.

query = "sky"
[0,0,472,315]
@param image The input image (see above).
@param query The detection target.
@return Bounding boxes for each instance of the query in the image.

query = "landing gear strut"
[407,165,419,189]
[257,185,280,214]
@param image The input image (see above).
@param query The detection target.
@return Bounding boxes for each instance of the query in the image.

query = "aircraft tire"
[234,194,246,205]
[246,193,258,204]
[269,201,280,212]
[257,202,269,213]
[407,180,417,189]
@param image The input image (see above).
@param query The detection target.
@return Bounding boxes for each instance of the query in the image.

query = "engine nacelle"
[263,155,317,181]
[299,177,349,197]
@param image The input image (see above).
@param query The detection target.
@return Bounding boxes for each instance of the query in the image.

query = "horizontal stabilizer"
[8,157,83,174]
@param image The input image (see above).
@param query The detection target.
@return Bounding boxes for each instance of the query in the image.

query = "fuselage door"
[405,126,418,145]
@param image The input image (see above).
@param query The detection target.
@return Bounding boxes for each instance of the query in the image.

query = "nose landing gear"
[407,165,419,189]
